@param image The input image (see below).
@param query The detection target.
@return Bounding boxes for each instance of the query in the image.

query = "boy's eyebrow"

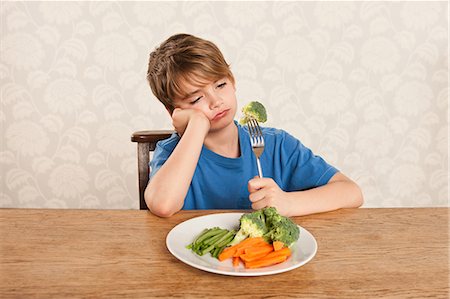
[184,88,201,98]
[182,78,223,99]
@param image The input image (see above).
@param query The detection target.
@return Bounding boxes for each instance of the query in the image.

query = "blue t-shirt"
[150,122,338,210]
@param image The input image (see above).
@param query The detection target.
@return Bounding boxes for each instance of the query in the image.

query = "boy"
[145,33,363,218]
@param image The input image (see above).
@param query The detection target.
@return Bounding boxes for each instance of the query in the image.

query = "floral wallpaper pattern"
[1,1,448,209]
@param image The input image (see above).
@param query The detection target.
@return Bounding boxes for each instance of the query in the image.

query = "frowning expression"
[173,76,237,129]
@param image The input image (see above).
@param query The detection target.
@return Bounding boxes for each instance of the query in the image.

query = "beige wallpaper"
[1,1,448,209]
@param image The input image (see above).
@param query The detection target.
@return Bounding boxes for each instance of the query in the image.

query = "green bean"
[187,227,237,259]
[201,244,215,255]
[204,230,228,245]
[217,234,235,248]
[194,227,222,244]
[215,231,235,247]
[191,228,208,244]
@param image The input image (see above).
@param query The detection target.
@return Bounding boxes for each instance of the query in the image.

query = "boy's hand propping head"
[172,108,210,137]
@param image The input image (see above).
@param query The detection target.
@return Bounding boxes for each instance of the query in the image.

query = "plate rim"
[165,212,317,276]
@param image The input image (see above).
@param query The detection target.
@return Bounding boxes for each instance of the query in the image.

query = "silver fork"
[247,117,265,178]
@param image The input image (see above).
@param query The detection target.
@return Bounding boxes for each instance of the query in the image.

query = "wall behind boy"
[1,1,448,209]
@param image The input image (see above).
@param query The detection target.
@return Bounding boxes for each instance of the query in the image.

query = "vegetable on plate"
[186,207,300,269]
[230,207,300,247]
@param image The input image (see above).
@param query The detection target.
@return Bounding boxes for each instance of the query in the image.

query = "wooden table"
[0,208,448,298]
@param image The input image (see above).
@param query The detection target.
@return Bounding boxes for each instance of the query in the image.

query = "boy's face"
[173,76,237,131]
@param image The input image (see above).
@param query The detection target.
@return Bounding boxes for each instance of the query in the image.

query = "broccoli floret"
[262,207,282,223]
[229,210,268,245]
[229,207,300,247]
[264,217,299,247]
[263,207,299,247]
[239,101,267,125]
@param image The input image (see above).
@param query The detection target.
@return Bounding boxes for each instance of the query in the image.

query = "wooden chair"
[131,130,175,210]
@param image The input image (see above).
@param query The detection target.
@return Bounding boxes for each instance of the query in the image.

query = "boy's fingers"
[248,189,265,203]
[248,177,272,193]
[247,177,260,193]
[251,199,268,211]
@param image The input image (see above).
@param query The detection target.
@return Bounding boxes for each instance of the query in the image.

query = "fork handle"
[256,158,263,178]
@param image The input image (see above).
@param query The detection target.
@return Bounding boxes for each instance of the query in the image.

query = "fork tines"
[247,117,264,177]
[247,118,264,146]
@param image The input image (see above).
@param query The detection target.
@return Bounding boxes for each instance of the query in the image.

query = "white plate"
[166,213,317,276]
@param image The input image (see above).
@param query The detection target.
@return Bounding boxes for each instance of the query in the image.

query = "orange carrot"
[244,255,288,269]
[233,247,246,257]
[240,251,271,262]
[231,239,266,257]
[243,247,292,268]
[232,257,240,267]
[218,247,237,261]
[264,247,291,259]
[243,244,273,256]
[218,237,265,261]
[234,240,269,257]
[272,241,284,251]
[235,242,274,262]
[236,237,265,248]
[219,236,292,269]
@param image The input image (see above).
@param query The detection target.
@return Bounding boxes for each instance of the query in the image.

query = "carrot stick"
[231,238,267,257]
[235,237,266,249]
[244,255,288,269]
[243,247,291,267]
[244,243,273,256]
[272,241,284,251]
[264,247,291,259]
[218,247,237,261]
[218,237,266,261]
[240,251,271,262]
[233,247,246,257]
[232,257,240,267]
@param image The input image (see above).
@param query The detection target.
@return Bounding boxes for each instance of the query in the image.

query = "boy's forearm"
[145,118,209,217]
[285,174,363,217]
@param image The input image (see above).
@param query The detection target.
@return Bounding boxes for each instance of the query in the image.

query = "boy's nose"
[209,94,223,109]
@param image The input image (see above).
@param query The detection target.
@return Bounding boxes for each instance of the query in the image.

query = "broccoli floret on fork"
[239,101,267,125]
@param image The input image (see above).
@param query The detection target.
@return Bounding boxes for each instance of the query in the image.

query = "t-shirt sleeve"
[149,145,168,179]
[280,131,338,191]
[149,134,178,179]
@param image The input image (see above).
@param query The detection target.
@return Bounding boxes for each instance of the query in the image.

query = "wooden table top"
[0,208,448,298]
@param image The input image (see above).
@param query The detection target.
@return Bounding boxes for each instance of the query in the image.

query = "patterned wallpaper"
[1,1,448,209]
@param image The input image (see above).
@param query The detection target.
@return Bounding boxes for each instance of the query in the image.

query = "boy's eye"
[190,97,201,104]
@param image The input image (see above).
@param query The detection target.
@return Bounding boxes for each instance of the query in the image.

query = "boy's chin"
[209,117,236,132]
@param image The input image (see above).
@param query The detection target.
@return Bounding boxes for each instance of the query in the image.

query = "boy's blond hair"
[147,33,235,114]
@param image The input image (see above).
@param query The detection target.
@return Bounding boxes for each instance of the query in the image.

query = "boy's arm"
[145,109,210,217]
[248,172,363,217]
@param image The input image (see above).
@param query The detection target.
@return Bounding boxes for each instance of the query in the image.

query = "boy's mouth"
[212,109,230,121]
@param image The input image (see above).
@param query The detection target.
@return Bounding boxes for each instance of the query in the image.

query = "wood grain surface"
[0,208,448,298]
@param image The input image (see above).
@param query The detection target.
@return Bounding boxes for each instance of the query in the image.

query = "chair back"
[131,130,174,209]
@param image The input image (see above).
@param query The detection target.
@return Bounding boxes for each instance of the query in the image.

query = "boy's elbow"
[149,204,177,218]
[332,172,364,208]
[351,182,364,208]
[144,188,181,218]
